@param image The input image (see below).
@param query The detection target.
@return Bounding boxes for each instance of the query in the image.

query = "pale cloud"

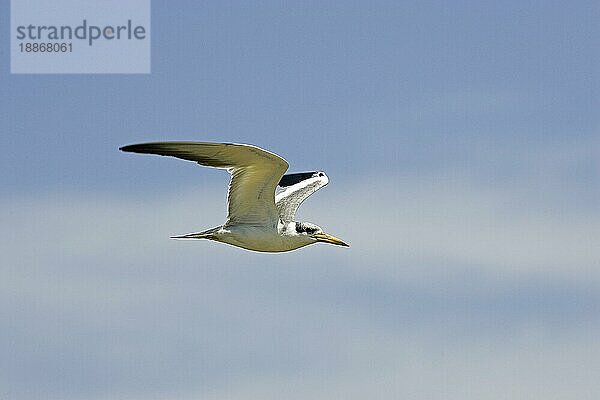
[200,330,600,400]
[3,164,598,284]
[1,148,599,399]
[89,329,600,400]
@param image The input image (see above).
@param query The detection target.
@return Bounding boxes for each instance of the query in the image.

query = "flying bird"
[119,142,349,252]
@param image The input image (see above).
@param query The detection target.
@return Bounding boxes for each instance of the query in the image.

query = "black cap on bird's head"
[295,222,349,247]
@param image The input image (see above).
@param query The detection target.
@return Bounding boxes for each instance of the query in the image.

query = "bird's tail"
[171,226,221,240]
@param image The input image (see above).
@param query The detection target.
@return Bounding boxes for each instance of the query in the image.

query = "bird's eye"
[318,172,324,177]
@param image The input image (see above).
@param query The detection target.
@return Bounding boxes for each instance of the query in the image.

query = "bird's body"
[120,141,348,252]
[189,222,313,253]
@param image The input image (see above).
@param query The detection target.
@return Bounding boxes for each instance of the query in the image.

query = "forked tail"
[170,226,221,240]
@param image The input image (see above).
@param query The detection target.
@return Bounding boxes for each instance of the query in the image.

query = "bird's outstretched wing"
[275,171,329,222]
[120,142,289,226]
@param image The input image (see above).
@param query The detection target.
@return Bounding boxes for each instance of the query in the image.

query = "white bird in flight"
[120,142,349,252]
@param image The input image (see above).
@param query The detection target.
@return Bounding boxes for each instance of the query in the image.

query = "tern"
[120,142,349,252]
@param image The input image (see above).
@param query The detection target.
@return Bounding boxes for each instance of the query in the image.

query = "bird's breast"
[217,224,310,252]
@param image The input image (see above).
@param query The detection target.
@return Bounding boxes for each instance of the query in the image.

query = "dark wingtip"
[278,171,319,187]
[119,144,155,154]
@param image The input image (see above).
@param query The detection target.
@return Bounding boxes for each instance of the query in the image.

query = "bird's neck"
[278,220,297,235]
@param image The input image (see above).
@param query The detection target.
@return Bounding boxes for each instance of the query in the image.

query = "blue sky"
[1,1,599,399]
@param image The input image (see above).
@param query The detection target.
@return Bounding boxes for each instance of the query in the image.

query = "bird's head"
[295,222,349,247]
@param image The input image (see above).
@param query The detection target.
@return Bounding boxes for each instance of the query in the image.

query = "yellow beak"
[313,232,349,247]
